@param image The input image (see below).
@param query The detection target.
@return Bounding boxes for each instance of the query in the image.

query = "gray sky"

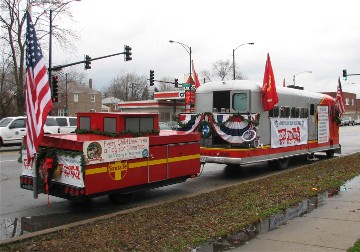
[53,0,360,97]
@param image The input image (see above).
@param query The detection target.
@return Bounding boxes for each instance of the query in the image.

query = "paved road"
[1,125,359,240]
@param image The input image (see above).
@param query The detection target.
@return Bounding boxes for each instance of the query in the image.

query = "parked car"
[0,117,26,148]
[340,117,355,126]
[354,119,360,125]
[0,116,60,148]
[159,122,173,130]
[48,116,77,133]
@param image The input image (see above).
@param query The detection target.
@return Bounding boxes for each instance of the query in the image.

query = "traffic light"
[342,69,347,81]
[150,70,154,86]
[85,55,91,69]
[174,78,179,88]
[124,45,132,61]
[52,75,59,102]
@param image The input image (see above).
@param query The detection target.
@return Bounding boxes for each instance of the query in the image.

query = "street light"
[169,40,192,111]
[232,42,254,80]
[293,71,312,85]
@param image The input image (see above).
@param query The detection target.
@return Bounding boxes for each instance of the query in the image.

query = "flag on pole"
[25,10,53,164]
[261,53,278,111]
[192,60,201,89]
[336,77,345,117]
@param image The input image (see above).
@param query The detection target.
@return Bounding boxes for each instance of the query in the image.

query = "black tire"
[268,158,290,170]
[326,149,335,158]
[109,193,133,204]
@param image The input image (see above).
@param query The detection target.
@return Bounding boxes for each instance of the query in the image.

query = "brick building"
[322,91,359,119]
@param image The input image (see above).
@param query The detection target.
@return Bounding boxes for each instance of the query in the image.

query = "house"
[52,79,102,116]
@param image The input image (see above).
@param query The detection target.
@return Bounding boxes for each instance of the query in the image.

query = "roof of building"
[102,97,123,104]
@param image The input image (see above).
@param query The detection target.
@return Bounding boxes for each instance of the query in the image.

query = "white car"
[48,116,77,133]
[0,117,26,147]
[0,116,60,148]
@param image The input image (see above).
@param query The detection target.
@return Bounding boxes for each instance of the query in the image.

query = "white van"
[49,116,77,133]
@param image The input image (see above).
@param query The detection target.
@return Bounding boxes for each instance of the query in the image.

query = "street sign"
[182,83,191,87]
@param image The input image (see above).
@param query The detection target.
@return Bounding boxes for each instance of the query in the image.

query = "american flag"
[336,77,345,117]
[25,10,53,163]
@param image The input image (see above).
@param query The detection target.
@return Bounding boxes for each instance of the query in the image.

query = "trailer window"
[300,108,308,118]
[213,91,230,112]
[79,116,90,130]
[310,104,315,115]
[104,117,117,133]
[232,93,248,111]
[126,117,154,133]
[291,107,300,118]
[280,107,289,118]
[269,106,279,117]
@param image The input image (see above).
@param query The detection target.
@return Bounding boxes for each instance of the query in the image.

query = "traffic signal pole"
[49,51,129,71]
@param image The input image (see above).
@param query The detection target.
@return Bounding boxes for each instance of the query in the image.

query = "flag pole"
[33,154,38,199]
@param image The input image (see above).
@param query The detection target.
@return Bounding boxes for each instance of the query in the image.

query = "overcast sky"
[53,0,360,97]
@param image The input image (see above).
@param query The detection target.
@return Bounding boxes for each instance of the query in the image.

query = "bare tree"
[103,72,148,101]
[157,76,179,92]
[0,0,79,115]
[201,59,247,82]
[0,45,17,117]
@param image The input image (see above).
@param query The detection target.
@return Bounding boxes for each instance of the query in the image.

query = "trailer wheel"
[268,158,290,170]
[109,193,133,204]
[326,149,335,158]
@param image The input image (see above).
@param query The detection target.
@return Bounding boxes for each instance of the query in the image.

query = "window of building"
[74,94,79,103]
[57,109,65,116]
[91,94,95,103]
[90,109,96,112]
[345,98,350,105]
[352,99,354,106]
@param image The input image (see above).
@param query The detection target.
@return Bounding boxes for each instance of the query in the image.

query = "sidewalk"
[232,176,360,251]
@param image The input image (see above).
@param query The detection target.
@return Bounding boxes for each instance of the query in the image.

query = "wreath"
[35,147,85,191]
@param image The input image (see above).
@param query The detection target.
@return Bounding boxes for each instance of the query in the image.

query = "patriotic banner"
[25,10,53,163]
[270,118,308,148]
[178,113,258,144]
[178,113,205,133]
[210,117,250,143]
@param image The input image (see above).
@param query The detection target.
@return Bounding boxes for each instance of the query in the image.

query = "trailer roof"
[196,80,334,100]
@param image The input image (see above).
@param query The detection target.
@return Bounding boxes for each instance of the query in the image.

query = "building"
[52,79,102,116]
[322,91,359,119]
[118,91,186,122]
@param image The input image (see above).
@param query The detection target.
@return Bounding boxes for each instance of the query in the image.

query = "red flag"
[261,53,278,111]
[336,77,345,117]
[192,60,201,89]
[25,10,53,163]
